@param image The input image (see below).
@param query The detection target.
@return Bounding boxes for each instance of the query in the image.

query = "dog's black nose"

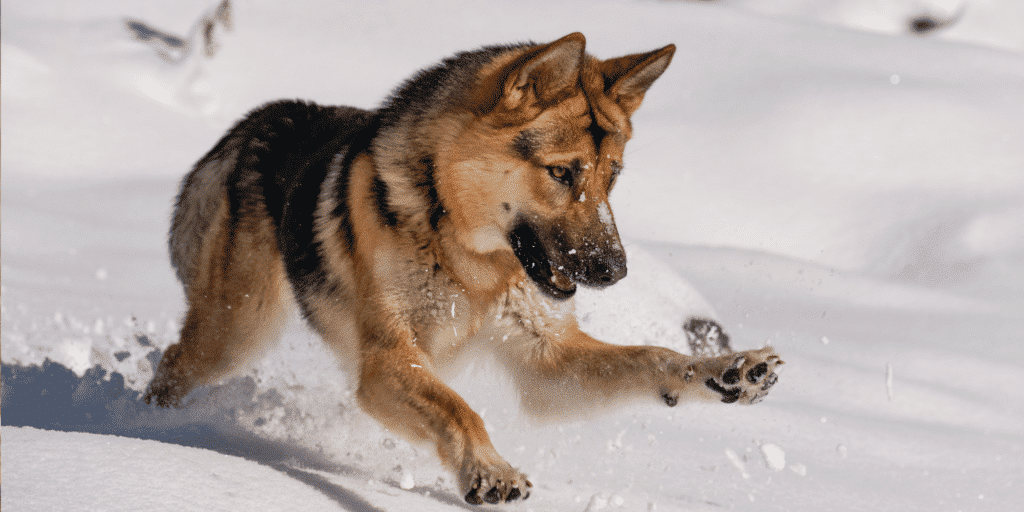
[587,259,626,287]
[603,262,627,284]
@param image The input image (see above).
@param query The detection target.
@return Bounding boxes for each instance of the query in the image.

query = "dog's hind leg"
[145,196,289,407]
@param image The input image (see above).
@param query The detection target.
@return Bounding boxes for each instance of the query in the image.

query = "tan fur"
[145,33,783,505]
[147,191,292,400]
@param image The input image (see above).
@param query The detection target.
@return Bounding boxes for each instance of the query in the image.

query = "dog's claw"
[662,391,679,407]
[463,471,531,505]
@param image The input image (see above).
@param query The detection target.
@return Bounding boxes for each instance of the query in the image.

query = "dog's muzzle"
[509,220,626,300]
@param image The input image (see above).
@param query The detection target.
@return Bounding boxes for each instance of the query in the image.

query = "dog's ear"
[499,32,586,112]
[600,44,675,115]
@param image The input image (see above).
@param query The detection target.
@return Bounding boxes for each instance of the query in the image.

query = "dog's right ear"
[497,32,586,115]
[600,44,675,116]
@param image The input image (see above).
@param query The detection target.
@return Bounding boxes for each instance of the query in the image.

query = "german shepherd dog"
[145,32,783,505]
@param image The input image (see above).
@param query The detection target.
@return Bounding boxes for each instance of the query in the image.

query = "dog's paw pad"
[705,377,742,404]
[747,362,769,383]
[705,350,783,404]
[463,467,532,505]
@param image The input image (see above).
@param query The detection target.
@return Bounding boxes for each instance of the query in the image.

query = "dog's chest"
[416,278,575,364]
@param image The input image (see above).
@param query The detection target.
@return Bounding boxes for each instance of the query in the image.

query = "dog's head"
[442,33,674,299]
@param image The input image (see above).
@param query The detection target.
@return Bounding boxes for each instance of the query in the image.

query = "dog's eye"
[547,165,573,186]
[610,160,623,176]
[608,161,623,189]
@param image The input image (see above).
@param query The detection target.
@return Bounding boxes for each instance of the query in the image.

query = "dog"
[144,32,784,505]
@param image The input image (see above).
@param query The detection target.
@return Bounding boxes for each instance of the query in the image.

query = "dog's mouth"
[509,222,577,300]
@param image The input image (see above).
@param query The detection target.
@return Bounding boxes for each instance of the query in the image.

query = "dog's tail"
[168,131,235,289]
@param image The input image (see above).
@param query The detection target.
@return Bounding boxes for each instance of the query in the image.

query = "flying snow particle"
[820,336,829,345]
[759,443,786,471]
[59,337,92,375]
[597,202,613,227]
[606,429,627,453]
[789,463,808,476]
[837,444,848,458]
[890,74,901,85]
[95,268,109,280]
[399,471,415,490]
[886,363,894,401]
[725,448,749,479]
[584,493,609,511]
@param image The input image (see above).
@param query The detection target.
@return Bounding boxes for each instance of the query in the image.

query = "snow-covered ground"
[3,0,1022,510]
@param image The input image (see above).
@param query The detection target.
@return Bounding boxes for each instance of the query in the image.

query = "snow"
[3,0,1023,510]
[758,443,786,471]
[3,427,344,512]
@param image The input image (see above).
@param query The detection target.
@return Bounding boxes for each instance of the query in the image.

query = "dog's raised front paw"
[704,347,784,405]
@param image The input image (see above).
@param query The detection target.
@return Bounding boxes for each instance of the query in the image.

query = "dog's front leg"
[503,328,783,415]
[355,325,531,505]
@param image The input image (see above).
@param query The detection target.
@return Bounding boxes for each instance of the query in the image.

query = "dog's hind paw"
[462,460,532,505]
[703,347,783,404]
[142,378,187,408]
[684,317,733,357]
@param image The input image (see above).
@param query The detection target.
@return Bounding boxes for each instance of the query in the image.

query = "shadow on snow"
[0,357,390,512]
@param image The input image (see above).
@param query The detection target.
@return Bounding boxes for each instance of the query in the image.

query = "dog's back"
[169,101,371,289]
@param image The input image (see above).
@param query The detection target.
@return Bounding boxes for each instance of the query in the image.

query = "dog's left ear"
[600,44,675,115]
[496,32,586,116]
